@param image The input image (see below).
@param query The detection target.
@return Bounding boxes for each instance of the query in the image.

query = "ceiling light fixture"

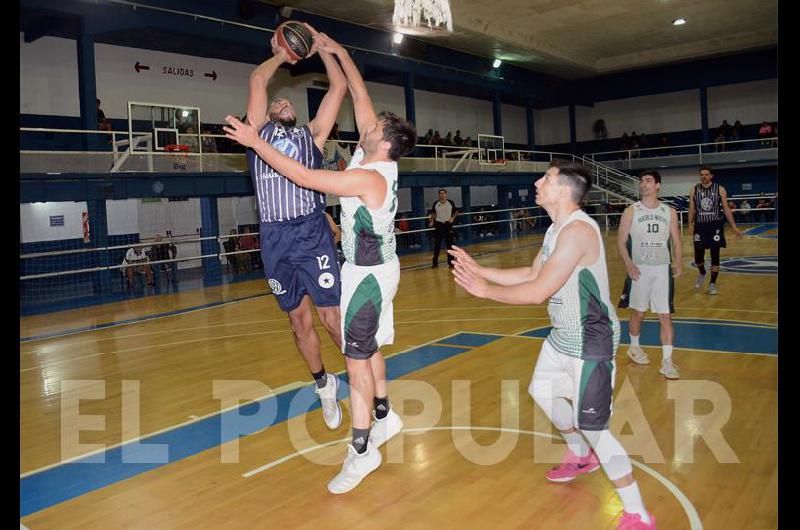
[492,59,502,68]
[673,18,686,26]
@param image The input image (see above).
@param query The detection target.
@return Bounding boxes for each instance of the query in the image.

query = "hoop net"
[393,0,453,35]
[165,144,190,171]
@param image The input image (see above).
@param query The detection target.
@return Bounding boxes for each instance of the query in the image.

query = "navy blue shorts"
[259,212,341,312]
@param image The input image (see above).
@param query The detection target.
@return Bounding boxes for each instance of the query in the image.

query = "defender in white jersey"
[225,32,416,496]
[617,170,682,380]
[449,162,656,529]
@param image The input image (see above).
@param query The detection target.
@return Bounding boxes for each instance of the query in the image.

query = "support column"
[77,30,99,151]
[200,197,223,286]
[493,90,503,137]
[86,200,111,297]
[569,104,577,154]
[699,86,709,144]
[404,72,416,126]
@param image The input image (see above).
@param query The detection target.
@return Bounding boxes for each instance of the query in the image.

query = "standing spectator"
[201,127,218,153]
[429,189,458,268]
[443,132,453,146]
[731,120,743,143]
[629,131,640,159]
[453,130,463,146]
[593,119,608,139]
[755,194,771,223]
[638,133,649,155]
[727,198,737,222]
[97,99,112,132]
[422,128,433,144]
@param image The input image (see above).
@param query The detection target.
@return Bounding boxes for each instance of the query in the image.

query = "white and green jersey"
[541,209,621,360]
[628,201,673,266]
[340,147,399,266]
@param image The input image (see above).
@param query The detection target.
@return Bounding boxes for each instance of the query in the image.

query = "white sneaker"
[659,360,680,379]
[314,374,342,430]
[708,283,718,295]
[626,345,651,365]
[694,274,706,289]
[327,441,382,494]
[370,407,404,448]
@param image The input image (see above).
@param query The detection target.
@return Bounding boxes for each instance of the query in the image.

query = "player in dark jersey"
[687,166,742,295]
[245,24,348,429]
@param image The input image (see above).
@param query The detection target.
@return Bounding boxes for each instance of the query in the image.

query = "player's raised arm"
[314,33,378,139]
[246,34,296,131]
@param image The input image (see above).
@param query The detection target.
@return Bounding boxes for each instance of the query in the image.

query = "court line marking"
[19,331,464,479]
[512,324,777,357]
[19,319,548,372]
[673,306,777,314]
[242,426,702,530]
[20,293,270,343]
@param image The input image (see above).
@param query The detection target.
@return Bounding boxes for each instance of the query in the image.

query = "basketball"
[275,21,314,61]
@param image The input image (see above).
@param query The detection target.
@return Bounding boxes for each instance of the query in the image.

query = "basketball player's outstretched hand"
[223,116,259,148]
[452,260,488,298]
[448,246,480,271]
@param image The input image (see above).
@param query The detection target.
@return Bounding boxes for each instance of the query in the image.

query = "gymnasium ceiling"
[260,0,778,79]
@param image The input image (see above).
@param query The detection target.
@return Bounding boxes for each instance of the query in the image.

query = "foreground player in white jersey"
[225,32,415,494]
[449,162,656,529]
[617,170,682,379]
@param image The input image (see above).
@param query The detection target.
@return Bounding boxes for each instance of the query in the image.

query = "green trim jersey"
[340,147,399,266]
[628,201,673,266]
[540,209,621,360]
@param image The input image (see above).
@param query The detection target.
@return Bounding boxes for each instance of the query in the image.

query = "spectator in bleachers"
[728,199,737,221]
[183,126,200,152]
[201,126,218,153]
[432,131,443,145]
[731,120,743,142]
[756,194,771,223]
[148,234,178,286]
[443,131,453,146]
[123,245,153,287]
[593,119,608,139]
[658,135,671,155]
[629,131,640,158]
[453,130,463,146]
[463,136,473,147]
[638,133,649,154]
[740,199,752,223]
[759,121,775,146]
[223,229,242,274]
[96,99,112,132]
[422,129,433,144]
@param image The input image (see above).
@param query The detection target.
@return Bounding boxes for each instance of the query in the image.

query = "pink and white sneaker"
[617,511,657,529]
[545,448,601,483]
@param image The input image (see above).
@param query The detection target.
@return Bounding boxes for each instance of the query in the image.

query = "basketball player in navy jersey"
[245,24,348,429]
[688,166,742,295]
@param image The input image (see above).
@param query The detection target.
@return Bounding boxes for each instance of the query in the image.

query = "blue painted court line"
[744,223,777,235]
[520,321,777,355]
[20,293,269,343]
[20,342,470,517]
[437,332,504,348]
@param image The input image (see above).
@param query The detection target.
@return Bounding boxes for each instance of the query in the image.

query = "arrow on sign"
[134,61,150,73]
[204,70,217,81]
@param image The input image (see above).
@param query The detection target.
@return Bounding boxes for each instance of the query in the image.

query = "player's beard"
[270,114,297,128]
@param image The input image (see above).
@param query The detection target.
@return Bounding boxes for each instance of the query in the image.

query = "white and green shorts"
[340,258,400,360]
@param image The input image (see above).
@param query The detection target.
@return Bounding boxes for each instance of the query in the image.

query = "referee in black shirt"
[429,189,458,268]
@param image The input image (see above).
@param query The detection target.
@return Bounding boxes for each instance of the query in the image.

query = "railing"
[585,137,778,171]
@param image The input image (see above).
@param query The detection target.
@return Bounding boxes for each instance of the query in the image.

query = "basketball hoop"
[165,144,190,171]
[393,0,453,35]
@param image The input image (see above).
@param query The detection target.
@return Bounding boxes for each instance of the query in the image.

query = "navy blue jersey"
[247,121,325,223]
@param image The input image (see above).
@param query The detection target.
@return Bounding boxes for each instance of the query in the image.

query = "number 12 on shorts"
[317,255,331,270]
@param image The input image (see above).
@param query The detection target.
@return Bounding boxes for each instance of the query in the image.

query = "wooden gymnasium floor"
[20,224,778,529]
